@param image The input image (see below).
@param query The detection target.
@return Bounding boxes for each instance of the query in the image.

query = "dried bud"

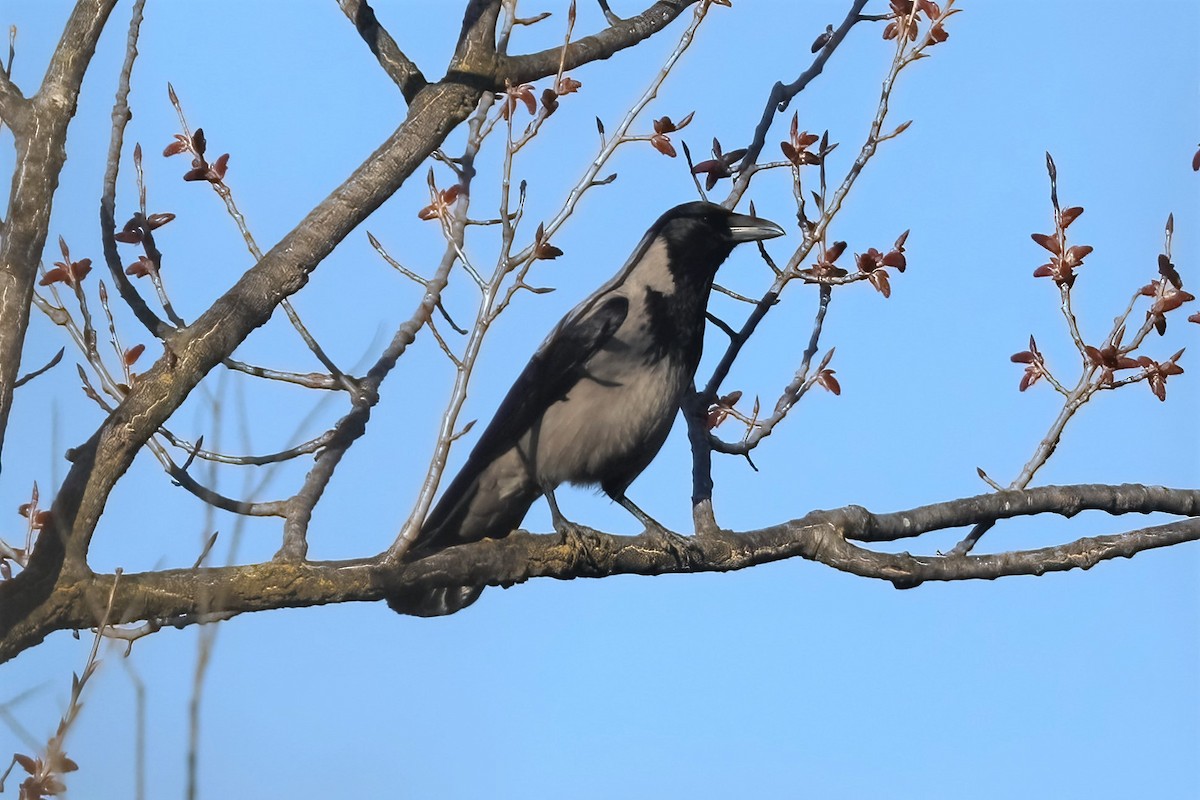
[817,369,841,395]
[811,24,833,53]
[1158,253,1182,290]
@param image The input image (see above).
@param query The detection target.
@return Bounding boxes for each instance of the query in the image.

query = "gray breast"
[524,301,689,488]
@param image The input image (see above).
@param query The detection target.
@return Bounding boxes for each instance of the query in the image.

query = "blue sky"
[1,1,1197,797]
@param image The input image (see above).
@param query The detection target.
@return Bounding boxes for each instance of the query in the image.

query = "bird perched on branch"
[389,201,784,616]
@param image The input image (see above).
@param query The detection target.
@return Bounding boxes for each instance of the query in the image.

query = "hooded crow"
[389,201,784,616]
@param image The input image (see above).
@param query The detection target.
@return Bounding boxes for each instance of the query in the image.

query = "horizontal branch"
[2,483,1195,664]
[503,0,699,84]
[844,483,1200,543]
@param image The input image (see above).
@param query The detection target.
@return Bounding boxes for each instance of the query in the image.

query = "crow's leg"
[608,492,693,567]
[543,483,602,568]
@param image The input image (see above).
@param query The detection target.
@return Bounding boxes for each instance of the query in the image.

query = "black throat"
[639,227,734,366]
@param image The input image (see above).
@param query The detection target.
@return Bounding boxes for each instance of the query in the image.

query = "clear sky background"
[1,1,1197,797]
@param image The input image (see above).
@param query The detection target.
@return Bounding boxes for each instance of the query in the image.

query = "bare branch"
[219,359,345,390]
[453,0,502,72]
[276,95,496,563]
[503,0,700,84]
[729,0,870,197]
[158,427,333,467]
[596,0,623,27]
[99,0,170,341]
[0,62,25,127]
[688,3,956,525]
[710,284,833,454]
[3,484,1195,665]
[338,0,428,103]
[166,89,360,392]
[955,153,1186,556]
[0,81,489,641]
[0,0,119,473]
[13,348,65,389]
[149,439,289,518]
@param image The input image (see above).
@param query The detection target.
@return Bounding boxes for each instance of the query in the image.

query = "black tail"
[386,457,540,617]
[386,584,485,617]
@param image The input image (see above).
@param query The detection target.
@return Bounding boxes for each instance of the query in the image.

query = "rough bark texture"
[3,483,1197,663]
[0,0,119,473]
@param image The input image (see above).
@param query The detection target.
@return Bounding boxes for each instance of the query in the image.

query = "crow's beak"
[728,212,786,243]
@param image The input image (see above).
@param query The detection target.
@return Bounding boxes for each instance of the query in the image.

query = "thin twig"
[13,348,64,389]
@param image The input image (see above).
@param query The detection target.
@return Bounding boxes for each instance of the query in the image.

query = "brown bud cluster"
[417,184,463,221]
[534,223,563,260]
[706,390,743,430]
[1031,207,1091,288]
[540,76,582,118]
[39,237,92,287]
[780,114,821,167]
[883,0,949,44]
[500,83,537,120]
[649,112,694,158]
[1010,335,1046,392]
[165,128,230,183]
[691,138,747,190]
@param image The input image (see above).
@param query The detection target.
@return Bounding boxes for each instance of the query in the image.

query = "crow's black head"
[650,201,784,285]
[619,201,783,365]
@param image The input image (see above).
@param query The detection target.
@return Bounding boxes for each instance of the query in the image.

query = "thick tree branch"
[0,0,118,473]
[2,484,1195,664]
[1,0,514,641]
[453,0,502,73]
[73,85,484,555]
[338,0,428,103]
[502,0,699,84]
[0,77,487,640]
[0,69,24,124]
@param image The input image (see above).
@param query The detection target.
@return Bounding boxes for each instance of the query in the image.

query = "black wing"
[416,293,629,549]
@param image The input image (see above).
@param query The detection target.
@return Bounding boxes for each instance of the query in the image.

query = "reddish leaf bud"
[147,212,176,230]
[1059,206,1084,228]
[1010,351,1036,364]
[650,134,677,158]
[817,369,841,395]
[211,153,230,181]
[1031,232,1060,254]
